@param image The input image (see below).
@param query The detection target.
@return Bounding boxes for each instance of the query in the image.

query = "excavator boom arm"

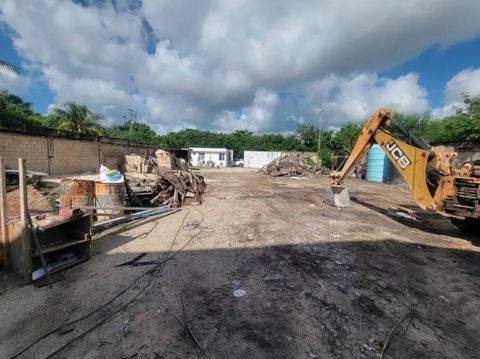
[325,107,480,231]
[327,108,439,211]
[330,108,393,185]
[372,129,437,211]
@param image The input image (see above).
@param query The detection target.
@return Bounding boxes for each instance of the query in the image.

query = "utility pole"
[315,107,325,153]
[124,108,136,141]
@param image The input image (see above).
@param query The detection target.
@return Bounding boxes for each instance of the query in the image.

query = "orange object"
[59,180,95,209]
[326,108,480,233]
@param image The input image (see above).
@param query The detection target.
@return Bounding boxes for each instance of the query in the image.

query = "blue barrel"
[366,144,390,183]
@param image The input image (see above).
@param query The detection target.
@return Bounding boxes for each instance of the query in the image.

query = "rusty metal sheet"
[59,180,95,208]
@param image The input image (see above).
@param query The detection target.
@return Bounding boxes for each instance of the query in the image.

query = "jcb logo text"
[385,140,411,169]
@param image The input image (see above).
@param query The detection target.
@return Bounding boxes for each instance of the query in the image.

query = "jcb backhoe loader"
[324,108,480,233]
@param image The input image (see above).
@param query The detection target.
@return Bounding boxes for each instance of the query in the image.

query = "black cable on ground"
[10,208,205,359]
[45,264,164,359]
[10,267,156,359]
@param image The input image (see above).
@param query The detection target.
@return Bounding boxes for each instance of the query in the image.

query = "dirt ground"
[1,168,480,359]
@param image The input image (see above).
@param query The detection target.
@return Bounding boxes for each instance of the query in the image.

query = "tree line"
[0,90,479,166]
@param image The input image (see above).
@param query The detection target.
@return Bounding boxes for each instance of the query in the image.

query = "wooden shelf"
[32,236,91,257]
[32,213,91,230]
[5,161,92,284]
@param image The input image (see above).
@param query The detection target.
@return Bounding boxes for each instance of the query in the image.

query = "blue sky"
[381,37,480,108]
[2,1,480,133]
[0,31,54,112]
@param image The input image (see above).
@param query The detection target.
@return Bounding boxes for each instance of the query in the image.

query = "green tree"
[390,113,433,143]
[452,95,480,141]
[332,123,362,154]
[105,122,158,143]
[0,90,42,125]
[40,114,64,129]
[295,123,319,151]
[51,102,103,135]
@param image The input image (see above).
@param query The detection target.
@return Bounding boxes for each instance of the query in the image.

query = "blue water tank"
[366,144,390,183]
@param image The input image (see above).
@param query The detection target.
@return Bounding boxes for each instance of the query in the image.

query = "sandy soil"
[1,168,480,359]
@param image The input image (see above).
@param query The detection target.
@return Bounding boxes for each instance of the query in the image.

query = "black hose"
[390,118,431,151]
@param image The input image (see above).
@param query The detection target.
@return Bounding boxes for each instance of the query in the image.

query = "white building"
[243,151,284,168]
[189,147,233,167]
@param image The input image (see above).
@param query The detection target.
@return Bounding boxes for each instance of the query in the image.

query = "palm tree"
[0,59,20,74]
[52,102,103,135]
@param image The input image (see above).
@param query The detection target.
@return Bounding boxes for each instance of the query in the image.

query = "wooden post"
[18,158,31,283]
[0,157,9,269]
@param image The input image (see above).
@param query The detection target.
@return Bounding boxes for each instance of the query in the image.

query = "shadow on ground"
[351,196,480,243]
[2,235,480,359]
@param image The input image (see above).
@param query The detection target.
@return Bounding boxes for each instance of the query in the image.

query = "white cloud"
[1,0,480,132]
[295,73,429,127]
[212,72,429,132]
[445,68,480,103]
[214,89,279,132]
[429,67,480,118]
[0,68,31,95]
[430,103,458,119]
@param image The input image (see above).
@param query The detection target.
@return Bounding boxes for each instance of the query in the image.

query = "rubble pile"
[125,150,206,207]
[262,153,317,177]
[149,168,206,207]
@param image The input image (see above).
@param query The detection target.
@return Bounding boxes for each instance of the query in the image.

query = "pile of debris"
[150,168,206,207]
[261,153,318,177]
[125,150,206,207]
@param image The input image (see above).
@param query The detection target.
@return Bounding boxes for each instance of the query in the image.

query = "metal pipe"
[28,213,52,288]
[91,207,172,230]
[79,205,162,211]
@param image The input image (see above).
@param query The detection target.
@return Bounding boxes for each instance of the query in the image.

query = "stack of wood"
[149,168,206,207]
[262,153,311,177]
[124,151,206,207]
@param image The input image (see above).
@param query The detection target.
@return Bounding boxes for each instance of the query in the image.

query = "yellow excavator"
[324,108,480,233]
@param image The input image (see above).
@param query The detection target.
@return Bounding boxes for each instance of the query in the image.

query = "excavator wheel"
[450,217,480,236]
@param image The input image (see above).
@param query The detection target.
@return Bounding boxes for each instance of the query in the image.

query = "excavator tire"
[450,217,480,236]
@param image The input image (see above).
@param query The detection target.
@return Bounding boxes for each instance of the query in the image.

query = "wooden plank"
[32,213,90,230]
[18,158,32,283]
[0,157,9,269]
[28,213,52,288]
[32,237,90,257]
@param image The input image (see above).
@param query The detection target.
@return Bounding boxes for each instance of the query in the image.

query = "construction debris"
[149,168,206,207]
[125,152,206,207]
[124,150,187,173]
[261,153,318,177]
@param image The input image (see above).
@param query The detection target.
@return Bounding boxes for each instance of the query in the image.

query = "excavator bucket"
[324,185,351,208]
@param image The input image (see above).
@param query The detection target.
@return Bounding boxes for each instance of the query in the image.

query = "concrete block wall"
[51,138,100,174]
[430,141,480,163]
[452,143,480,163]
[0,132,49,173]
[100,143,151,169]
[0,131,159,175]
